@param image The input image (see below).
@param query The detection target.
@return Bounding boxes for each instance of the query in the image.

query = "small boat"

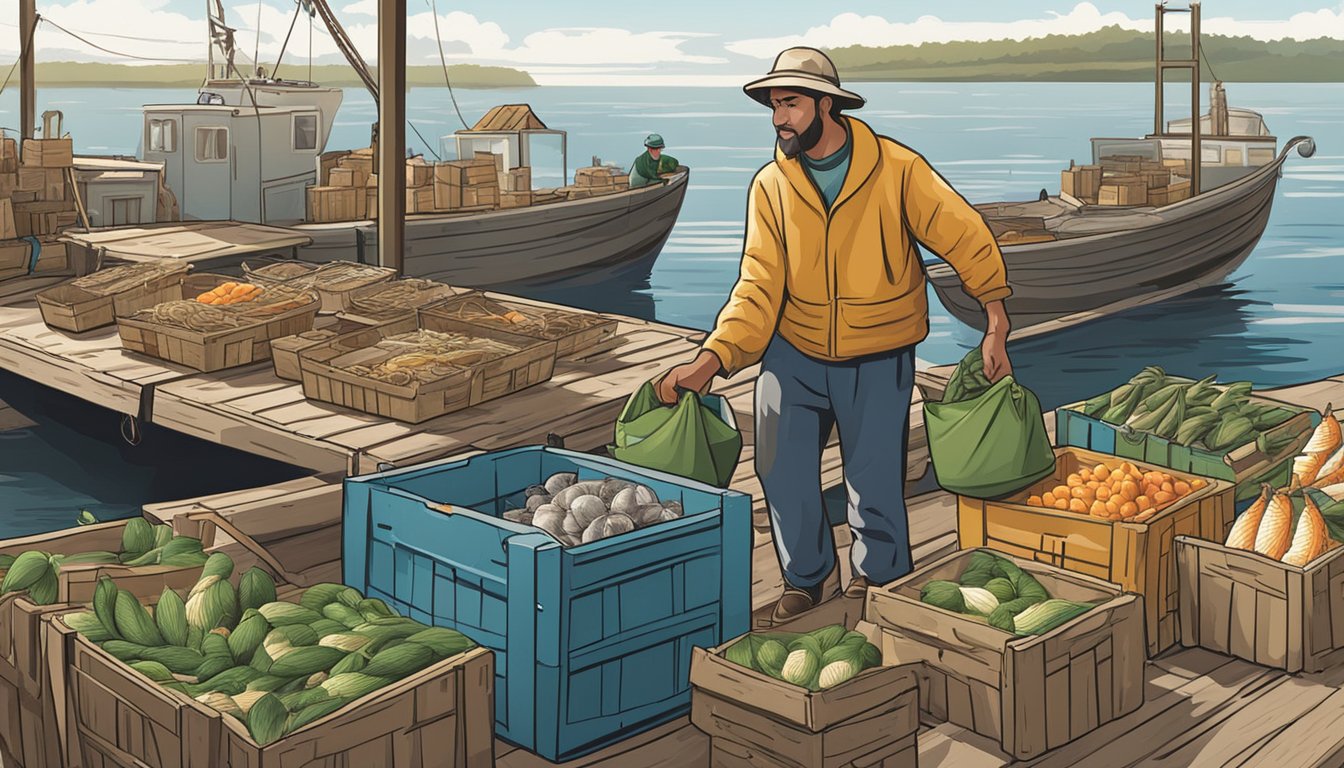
[927,3,1315,341]
[133,0,686,288]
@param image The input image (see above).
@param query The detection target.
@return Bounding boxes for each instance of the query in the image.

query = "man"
[658,47,1014,624]
[629,134,679,187]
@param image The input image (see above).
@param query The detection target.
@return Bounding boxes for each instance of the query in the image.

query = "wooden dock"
[8,268,1344,765]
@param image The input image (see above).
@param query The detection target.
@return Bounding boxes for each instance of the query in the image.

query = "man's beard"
[776,112,824,158]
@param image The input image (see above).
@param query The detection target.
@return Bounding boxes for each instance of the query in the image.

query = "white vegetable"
[959,587,1000,616]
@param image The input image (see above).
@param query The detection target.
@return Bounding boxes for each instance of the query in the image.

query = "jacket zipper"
[825,207,836,358]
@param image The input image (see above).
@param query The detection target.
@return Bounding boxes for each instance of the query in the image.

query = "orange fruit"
[1109,469,1125,482]
[1040,493,1054,507]
[1079,469,1093,482]
[1071,486,1087,499]
[1067,473,1083,487]
[1161,480,1174,494]
[1136,495,1152,511]
[1053,485,1070,500]
[218,281,238,292]
[1090,500,1108,517]
[1029,495,1044,507]
[1086,480,1101,490]
[1154,490,1175,506]
[1105,500,1120,517]
[1190,478,1207,489]
[1120,480,1139,500]
[1070,498,1088,513]
[1174,481,1191,496]
[195,292,214,303]
[1093,463,1109,477]
[1120,501,1139,518]
[1096,486,1112,501]
[1055,499,1069,511]
[1079,487,1096,504]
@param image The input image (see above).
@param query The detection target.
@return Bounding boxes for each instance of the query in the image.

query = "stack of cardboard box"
[4,133,79,237]
[563,166,629,200]
[1090,154,1193,207]
[309,149,450,221]
[497,167,532,209]
[1060,163,1103,204]
[433,155,500,210]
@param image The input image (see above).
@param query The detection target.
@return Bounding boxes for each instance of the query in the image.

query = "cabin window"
[195,127,229,163]
[148,119,177,153]
[108,197,143,226]
[293,114,319,151]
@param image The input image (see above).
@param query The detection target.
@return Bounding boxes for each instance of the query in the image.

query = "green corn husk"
[129,660,177,685]
[200,631,231,657]
[298,584,350,613]
[268,646,347,678]
[269,624,320,648]
[286,696,352,733]
[352,622,426,655]
[258,602,323,627]
[1081,391,1112,418]
[101,640,149,662]
[160,552,211,568]
[309,619,346,638]
[187,580,239,633]
[1212,381,1254,412]
[239,568,278,613]
[1154,390,1187,440]
[317,632,371,653]
[199,552,236,586]
[27,566,59,605]
[329,651,367,676]
[1207,414,1257,452]
[335,587,363,610]
[197,666,264,695]
[246,693,288,746]
[280,687,330,712]
[249,646,275,674]
[357,598,395,620]
[63,611,113,642]
[1175,413,1222,447]
[139,646,208,675]
[57,551,122,566]
[186,625,205,652]
[245,674,292,693]
[160,536,205,559]
[229,614,271,665]
[1,550,53,594]
[322,603,365,630]
[320,673,392,700]
[195,654,234,682]
[90,577,121,640]
[121,547,165,567]
[120,518,156,556]
[153,525,174,550]
[156,588,190,647]
[402,628,473,659]
[114,590,164,647]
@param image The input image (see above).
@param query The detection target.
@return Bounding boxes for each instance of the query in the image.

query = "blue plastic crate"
[342,446,752,762]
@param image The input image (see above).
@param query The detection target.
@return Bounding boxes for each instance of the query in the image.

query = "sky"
[2,1,1343,85]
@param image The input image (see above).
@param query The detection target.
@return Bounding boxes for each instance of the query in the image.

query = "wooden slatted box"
[865,548,1146,760]
[421,293,619,360]
[297,313,557,423]
[48,590,495,768]
[1178,536,1344,673]
[37,262,191,333]
[690,623,920,768]
[117,275,320,372]
[957,446,1236,656]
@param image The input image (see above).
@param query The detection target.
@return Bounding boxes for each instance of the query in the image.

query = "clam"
[609,487,639,517]
[632,503,666,528]
[532,508,567,541]
[502,509,530,523]
[562,510,585,536]
[526,493,552,513]
[582,513,636,544]
[598,478,634,505]
[570,495,608,528]
[663,501,684,518]
[634,485,659,506]
[544,472,577,495]
[525,484,549,498]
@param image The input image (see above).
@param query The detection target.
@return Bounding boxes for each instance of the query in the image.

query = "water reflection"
[494,244,662,322]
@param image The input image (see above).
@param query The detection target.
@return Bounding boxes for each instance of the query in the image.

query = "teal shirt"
[801,131,852,209]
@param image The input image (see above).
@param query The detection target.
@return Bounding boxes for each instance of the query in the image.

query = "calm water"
[0,82,1340,535]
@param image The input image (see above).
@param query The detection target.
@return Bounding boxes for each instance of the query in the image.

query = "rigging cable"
[272,0,305,80]
[0,12,38,100]
[427,0,469,130]
[1198,42,1220,83]
[255,0,263,73]
[39,18,199,63]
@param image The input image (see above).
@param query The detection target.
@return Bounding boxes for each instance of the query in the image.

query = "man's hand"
[981,300,1013,382]
[657,350,722,404]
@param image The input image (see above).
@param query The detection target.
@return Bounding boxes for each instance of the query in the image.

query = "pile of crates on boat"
[563,159,631,200]
[1061,154,1194,207]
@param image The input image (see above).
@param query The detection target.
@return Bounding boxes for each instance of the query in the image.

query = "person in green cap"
[629,134,679,188]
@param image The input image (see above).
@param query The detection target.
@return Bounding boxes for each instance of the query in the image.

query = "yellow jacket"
[702,117,1011,376]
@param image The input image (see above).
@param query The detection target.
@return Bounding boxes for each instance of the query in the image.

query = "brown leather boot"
[769,571,841,625]
[844,576,874,600]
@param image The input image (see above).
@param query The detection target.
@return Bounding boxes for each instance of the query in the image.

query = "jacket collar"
[774,115,881,216]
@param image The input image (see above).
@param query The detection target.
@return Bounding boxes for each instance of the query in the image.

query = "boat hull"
[293,172,688,288]
[927,137,1313,336]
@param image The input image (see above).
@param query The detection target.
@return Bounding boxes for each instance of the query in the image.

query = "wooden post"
[20,0,36,142]
[376,0,405,274]
[1154,4,1163,138]
[1190,2,1202,197]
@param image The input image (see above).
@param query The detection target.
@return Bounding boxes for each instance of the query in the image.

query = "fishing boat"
[133,0,686,287]
[927,3,1316,340]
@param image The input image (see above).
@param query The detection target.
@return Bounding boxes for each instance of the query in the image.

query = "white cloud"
[726,3,1344,59]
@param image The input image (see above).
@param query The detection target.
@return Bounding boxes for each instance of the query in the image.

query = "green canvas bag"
[611,381,743,488]
[924,349,1056,498]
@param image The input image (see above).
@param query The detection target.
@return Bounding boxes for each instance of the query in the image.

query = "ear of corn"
[1,550,53,594]
[26,564,59,606]
[93,577,122,641]
[239,568,278,613]
[298,583,349,613]
[121,519,156,556]
[268,646,348,678]
[402,628,473,659]
[320,673,392,700]
[309,619,346,638]
[102,640,148,662]
[280,687,330,712]
[229,614,271,665]
[197,666,264,696]
[329,651,367,676]
[195,654,234,682]
[249,646,275,674]
[153,524,174,550]
[317,633,371,653]
[63,611,113,642]
[322,603,365,630]
[245,675,292,693]
[358,598,395,620]
[259,602,323,627]
[115,590,164,647]
[140,646,207,675]
[155,588,189,647]
[199,552,236,585]
[231,690,270,716]
[287,696,352,733]
[196,691,241,716]
[129,660,177,685]
[246,693,288,746]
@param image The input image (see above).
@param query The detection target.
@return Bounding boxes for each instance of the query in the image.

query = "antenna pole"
[1190,2,1201,197]
[376,0,405,274]
[1154,4,1163,137]
[20,0,36,141]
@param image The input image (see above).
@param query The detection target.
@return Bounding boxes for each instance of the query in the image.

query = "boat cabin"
[141,80,343,224]
[439,105,568,189]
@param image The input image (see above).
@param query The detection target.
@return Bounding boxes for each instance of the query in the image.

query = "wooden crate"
[338,278,467,324]
[21,137,73,168]
[117,283,320,372]
[499,167,531,192]
[275,261,398,313]
[327,166,363,187]
[16,168,44,193]
[43,168,67,201]
[51,598,495,768]
[1060,165,1101,201]
[406,160,435,188]
[421,293,618,359]
[1098,180,1146,206]
[0,237,72,281]
[0,137,16,173]
[865,548,1145,759]
[306,186,358,223]
[1178,536,1344,673]
[271,317,376,382]
[37,262,190,333]
[1149,180,1193,207]
[297,313,557,423]
[0,519,252,768]
[407,185,436,213]
[690,624,920,768]
[499,190,533,209]
[473,151,504,172]
[435,160,496,187]
[958,446,1235,655]
[0,199,14,240]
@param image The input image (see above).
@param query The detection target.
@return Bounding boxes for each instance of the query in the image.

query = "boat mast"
[376,0,405,274]
[1154,2,1202,196]
[19,0,35,141]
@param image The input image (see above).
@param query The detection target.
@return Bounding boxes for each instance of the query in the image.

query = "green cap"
[644,133,665,149]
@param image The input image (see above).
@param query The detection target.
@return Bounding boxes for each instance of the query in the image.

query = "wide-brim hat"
[644,133,666,149]
[744,47,865,111]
